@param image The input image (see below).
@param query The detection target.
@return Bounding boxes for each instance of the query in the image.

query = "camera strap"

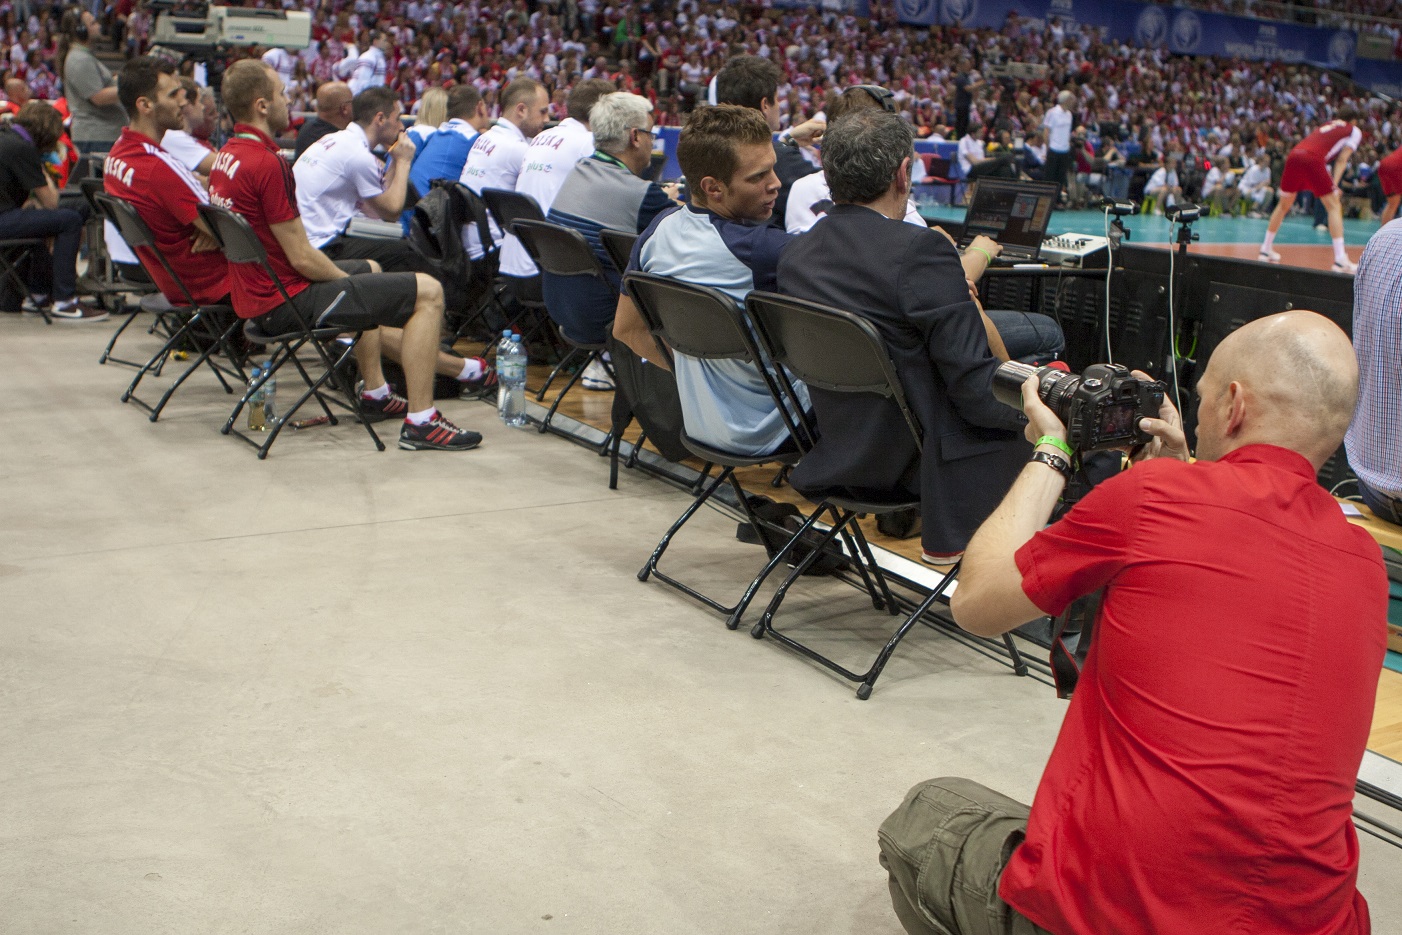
[1049,589,1102,699]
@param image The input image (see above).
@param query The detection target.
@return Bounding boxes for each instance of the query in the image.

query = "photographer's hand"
[1130,370,1190,462]
[1021,374,1068,449]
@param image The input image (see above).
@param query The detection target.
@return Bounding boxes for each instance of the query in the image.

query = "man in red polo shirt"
[103,57,229,309]
[209,59,480,451]
[880,310,1388,935]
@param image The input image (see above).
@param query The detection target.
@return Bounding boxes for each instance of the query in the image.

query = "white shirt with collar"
[160,129,213,173]
[460,119,530,259]
[1043,104,1073,153]
[785,171,923,234]
[499,117,594,277]
[293,121,388,248]
[349,45,388,95]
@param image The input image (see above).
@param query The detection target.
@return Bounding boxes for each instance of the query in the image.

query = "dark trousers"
[1044,149,1073,197]
[1360,479,1402,525]
[322,234,434,275]
[0,205,86,301]
[985,310,1064,366]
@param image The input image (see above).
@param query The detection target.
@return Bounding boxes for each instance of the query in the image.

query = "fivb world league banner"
[1352,58,1402,98]
[893,0,1357,73]
[771,0,871,17]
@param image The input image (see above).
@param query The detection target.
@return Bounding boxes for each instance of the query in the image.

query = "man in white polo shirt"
[459,77,551,266]
[348,32,390,95]
[497,77,615,288]
[293,85,429,273]
[1041,90,1075,200]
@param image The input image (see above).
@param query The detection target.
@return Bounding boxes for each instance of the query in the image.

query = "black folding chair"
[0,238,48,323]
[509,219,617,434]
[95,193,247,420]
[77,177,161,324]
[478,187,564,355]
[196,203,384,459]
[745,291,1027,699]
[623,271,857,629]
[599,228,638,278]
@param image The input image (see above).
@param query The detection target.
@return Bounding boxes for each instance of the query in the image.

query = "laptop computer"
[958,178,1060,263]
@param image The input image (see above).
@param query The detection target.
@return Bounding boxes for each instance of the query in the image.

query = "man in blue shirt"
[408,85,491,208]
[543,91,675,346]
[613,104,807,457]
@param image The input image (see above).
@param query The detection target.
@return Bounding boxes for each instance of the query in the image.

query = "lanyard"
[592,151,629,171]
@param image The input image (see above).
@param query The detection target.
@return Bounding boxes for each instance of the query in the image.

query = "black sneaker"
[356,387,410,423]
[458,357,498,399]
[398,411,483,451]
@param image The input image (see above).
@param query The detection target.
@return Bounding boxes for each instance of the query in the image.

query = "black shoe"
[398,411,483,451]
[459,357,498,399]
[356,387,409,423]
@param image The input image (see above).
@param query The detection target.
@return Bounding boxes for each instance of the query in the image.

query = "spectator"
[406,87,448,148]
[907,311,1385,935]
[348,31,391,95]
[1144,153,1184,212]
[261,46,297,91]
[951,63,983,140]
[209,60,482,451]
[541,91,673,348]
[57,8,125,156]
[0,100,104,322]
[1238,152,1275,217]
[294,81,354,162]
[1345,219,1402,525]
[160,77,216,177]
[1042,90,1075,199]
[713,55,824,229]
[498,77,616,285]
[779,108,1056,563]
[612,104,808,457]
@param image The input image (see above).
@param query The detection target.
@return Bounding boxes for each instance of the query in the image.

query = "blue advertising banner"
[1353,58,1402,97]
[772,0,871,16]
[893,0,1357,73]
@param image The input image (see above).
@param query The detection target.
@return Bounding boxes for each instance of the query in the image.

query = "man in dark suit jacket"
[778,108,1060,562]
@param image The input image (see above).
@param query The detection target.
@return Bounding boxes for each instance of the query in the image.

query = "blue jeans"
[1360,479,1402,525]
[0,205,86,301]
[986,310,1064,365]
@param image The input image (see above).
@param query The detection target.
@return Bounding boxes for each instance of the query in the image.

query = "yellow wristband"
[1036,435,1074,458]
[970,245,994,265]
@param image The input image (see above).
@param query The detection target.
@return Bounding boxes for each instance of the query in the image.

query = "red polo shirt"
[207,123,309,318]
[1004,444,1387,935]
[103,128,229,307]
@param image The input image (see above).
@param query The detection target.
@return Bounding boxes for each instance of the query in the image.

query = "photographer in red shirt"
[880,311,1388,935]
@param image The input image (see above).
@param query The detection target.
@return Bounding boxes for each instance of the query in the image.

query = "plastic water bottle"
[247,364,267,432]
[262,369,278,426]
[497,334,528,427]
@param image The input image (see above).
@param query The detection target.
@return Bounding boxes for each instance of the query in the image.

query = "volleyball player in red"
[1374,146,1402,227]
[1259,107,1361,274]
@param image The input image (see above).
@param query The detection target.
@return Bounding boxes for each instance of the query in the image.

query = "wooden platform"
[496,351,1402,762]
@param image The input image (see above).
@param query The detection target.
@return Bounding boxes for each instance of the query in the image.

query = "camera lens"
[1037,369,1081,419]
[992,361,1036,409]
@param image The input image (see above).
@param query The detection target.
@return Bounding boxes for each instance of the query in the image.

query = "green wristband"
[1036,435,1074,458]
[970,245,994,265]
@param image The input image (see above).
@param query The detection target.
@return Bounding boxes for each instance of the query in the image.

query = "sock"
[457,357,484,382]
[405,407,436,425]
[1333,237,1348,264]
[1261,231,1275,253]
[362,382,392,400]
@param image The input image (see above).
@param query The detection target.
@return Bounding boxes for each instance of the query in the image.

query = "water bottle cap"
[502,329,512,337]
[511,334,522,342]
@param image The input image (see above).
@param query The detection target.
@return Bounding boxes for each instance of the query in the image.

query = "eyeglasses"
[851,85,896,113]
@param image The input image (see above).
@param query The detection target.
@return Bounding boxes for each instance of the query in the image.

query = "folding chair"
[623,271,850,628]
[478,188,563,355]
[196,203,384,460]
[77,177,161,321]
[509,219,617,433]
[599,228,639,278]
[745,291,1027,699]
[95,193,247,420]
[0,239,48,323]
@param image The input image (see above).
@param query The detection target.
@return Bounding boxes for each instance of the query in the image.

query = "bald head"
[1195,311,1357,469]
[5,79,30,106]
[315,81,353,128]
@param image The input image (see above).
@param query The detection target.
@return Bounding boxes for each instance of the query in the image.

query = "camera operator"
[878,310,1388,935]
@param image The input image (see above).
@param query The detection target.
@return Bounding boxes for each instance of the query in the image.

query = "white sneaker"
[580,358,614,391]
[1332,259,1357,274]
[49,299,109,323]
[1259,248,1281,263]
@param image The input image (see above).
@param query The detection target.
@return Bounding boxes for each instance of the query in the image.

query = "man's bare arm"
[612,293,670,371]
[269,217,350,282]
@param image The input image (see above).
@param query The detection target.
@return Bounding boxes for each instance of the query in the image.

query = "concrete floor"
[2,314,1400,935]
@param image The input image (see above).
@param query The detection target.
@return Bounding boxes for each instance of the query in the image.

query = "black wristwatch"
[1030,450,1072,479]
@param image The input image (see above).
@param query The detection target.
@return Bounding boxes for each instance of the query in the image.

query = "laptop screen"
[962,179,1059,255]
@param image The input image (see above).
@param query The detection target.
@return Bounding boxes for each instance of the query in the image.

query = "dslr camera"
[992,361,1166,453]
